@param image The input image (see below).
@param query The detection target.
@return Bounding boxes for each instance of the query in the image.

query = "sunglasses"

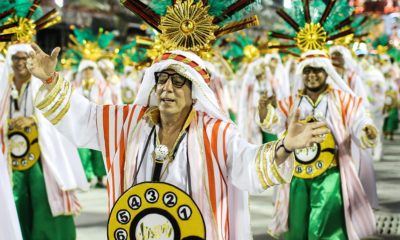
[11,56,28,62]
[154,71,189,88]
[302,67,325,75]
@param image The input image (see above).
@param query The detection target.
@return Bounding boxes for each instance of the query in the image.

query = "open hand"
[285,110,330,150]
[26,43,60,82]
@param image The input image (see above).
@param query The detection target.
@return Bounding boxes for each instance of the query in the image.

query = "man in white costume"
[330,45,379,209]
[3,43,88,239]
[357,52,386,161]
[74,59,108,187]
[0,52,23,240]
[97,58,122,105]
[238,54,290,144]
[260,50,377,239]
[30,43,330,240]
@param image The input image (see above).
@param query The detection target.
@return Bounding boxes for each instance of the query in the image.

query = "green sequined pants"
[284,168,347,240]
[13,161,76,240]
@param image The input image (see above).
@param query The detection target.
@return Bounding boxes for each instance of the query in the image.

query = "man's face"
[302,66,328,92]
[11,51,29,77]
[82,67,94,79]
[330,51,345,68]
[155,69,192,116]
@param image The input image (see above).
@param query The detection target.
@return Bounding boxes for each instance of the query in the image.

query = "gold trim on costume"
[36,74,64,110]
[50,100,71,125]
[43,81,71,118]
[256,146,268,189]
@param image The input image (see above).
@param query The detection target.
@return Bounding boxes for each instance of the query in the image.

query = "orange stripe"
[278,100,288,117]
[211,120,227,186]
[102,106,112,206]
[66,192,71,213]
[222,124,230,163]
[103,106,111,170]
[343,94,351,122]
[346,98,355,126]
[289,96,293,109]
[355,97,362,112]
[202,115,217,221]
[119,106,129,193]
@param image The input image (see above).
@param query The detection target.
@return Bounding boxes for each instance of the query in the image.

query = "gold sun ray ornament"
[159,0,218,52]
[0,0,61,44]
[296,23,327,51]
[3,17,36,43]
[268,0,358,53]
[121,0,260,55]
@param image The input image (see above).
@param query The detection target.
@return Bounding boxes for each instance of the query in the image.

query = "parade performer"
[1,1,89,239]
[0,7,23,239]
[264,1,378,239]
[31,1,331,239]
[330,45,379,209]
[69,28,117,187]
[116,38,151,104]
[238,53,290,144]
[357,49,386,161]
[380,54,399,140]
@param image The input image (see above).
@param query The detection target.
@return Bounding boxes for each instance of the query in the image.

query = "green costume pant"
[78,148,106,180]
[284,168,347,240]
[13,161,76,240]
[383,108,399,132]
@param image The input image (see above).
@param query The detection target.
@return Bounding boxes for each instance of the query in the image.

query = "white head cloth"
[134,50,230,122]
[75,59,105,84]
[97,58,115,71]
[329,45,360,72]
[292,50,355,96]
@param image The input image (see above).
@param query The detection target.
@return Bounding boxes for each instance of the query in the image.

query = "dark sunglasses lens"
[156,72,169,84]
[171,74,186,87]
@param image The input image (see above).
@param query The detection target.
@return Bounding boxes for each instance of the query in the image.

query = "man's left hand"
[363,124,378,140]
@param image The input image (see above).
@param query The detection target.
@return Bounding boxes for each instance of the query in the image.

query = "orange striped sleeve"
[103,105,111,171]
[119,106,130,193]
[202,115,217,220]
[211,120,227,186]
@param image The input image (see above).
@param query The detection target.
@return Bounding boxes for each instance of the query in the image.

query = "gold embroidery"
[36,74,64,110]
[43,81,71,118]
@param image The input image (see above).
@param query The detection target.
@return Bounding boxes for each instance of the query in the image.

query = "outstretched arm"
[28,43,101,149]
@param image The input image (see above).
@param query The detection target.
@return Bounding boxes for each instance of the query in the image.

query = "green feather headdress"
[114,39,152,73]
[68,27,117,62]
[269,0,356,52]
[0,0,60,43]
[120,0,260,53]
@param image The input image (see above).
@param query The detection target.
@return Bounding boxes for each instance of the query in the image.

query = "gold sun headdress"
[268,0,357,53]
[0,0,60,44]
[120,0,260,54]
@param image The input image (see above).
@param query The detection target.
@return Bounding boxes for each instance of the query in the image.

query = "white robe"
[9,77,89,216]
[0,62,22,240]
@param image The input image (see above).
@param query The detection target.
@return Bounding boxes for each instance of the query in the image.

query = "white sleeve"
[35,76,101,150]
[226,126,294,194]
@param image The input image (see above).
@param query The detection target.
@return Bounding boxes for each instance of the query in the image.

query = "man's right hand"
[258,91,276,122]
[27,43,60,83]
